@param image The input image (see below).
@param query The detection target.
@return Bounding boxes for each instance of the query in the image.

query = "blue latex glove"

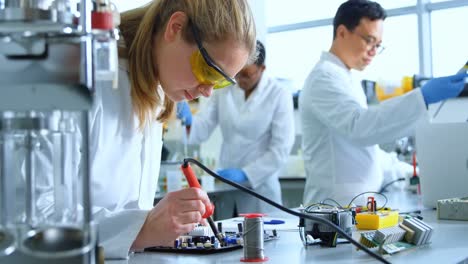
[176,101,192,126]
[420,72,468,105]
[216,168,248,183]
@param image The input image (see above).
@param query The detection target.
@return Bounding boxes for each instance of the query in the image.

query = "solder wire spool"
[241,214,268,262]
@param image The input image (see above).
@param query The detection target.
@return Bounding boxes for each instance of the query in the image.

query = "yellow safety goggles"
[190,22,236,89]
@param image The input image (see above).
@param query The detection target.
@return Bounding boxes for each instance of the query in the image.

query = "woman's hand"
[131,187,211,250]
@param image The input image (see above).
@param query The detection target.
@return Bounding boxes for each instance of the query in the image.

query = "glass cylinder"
[0,111,94,259]
[0,120,17,257]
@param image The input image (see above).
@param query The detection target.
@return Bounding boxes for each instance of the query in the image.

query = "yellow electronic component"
[355,210,399,230]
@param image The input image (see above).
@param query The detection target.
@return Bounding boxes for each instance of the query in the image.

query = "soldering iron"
[181,161,225,245]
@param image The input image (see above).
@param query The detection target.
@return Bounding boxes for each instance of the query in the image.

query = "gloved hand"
[176,101,192,126]
[216,168,248,183]
[420,72,468,105]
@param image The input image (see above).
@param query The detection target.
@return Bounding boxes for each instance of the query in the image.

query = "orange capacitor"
[181,162,214,218]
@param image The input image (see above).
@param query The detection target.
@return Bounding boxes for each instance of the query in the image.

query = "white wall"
[113,1,151,12]
[248,0,267,43]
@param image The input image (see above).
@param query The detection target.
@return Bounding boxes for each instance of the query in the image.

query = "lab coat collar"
[117,58,163,128]
[320,51,351,73]
[255,72,268,94]
[236,73,268,103]
[229,75,263,113]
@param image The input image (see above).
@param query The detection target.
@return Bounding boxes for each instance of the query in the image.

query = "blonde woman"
[92,0,256,258]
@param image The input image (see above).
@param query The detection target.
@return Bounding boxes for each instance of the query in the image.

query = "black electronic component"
[300,206,354,247]
[237,223,243,234]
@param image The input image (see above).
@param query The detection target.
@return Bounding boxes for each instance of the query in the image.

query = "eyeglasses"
[190,22,236,89]
[353,31,385,54]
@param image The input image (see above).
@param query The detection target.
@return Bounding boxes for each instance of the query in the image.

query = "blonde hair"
[119,0,256,128]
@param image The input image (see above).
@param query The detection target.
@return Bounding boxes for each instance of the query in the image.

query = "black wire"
[305,202,336,210]
[306,240,352,246]
[400,210,421,215]
[320,198,344,208]
[299,226,306,245]
[347,191,388,210]
[183,158,390,264]
[379,177,405,193]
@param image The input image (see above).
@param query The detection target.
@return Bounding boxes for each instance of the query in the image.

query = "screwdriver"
[181,162,225,245]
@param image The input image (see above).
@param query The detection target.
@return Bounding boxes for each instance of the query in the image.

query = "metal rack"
[0,1,118,263]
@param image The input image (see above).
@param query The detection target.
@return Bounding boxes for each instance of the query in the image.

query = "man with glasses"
[300,0,468,205]
[177,41,295,214]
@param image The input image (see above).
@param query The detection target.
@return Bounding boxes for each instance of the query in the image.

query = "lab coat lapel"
[243,74,267,111]
[233,75,268,122]
[230,76,269,141]
[228,85,249,128]
[321,52,367,106]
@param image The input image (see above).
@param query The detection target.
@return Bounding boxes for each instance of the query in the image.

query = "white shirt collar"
[320,51,351,73]
[237,73,268,102]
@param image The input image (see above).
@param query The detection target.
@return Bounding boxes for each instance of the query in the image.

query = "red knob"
[91,11,113,30]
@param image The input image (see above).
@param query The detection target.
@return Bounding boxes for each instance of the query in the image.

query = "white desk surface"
[108,191,468,264]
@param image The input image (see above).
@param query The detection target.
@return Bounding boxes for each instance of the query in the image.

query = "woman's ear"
[163,11,188,42]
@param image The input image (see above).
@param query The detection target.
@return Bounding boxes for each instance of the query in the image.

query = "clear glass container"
[0,111,94,259]
[0,119,18,256]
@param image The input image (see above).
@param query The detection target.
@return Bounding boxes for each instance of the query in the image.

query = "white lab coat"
[189,75,295,214]
[31,59,163,259]
[89,59,163,258]
[300,52,428,206]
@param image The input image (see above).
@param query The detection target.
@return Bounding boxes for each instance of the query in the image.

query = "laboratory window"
[266,25,333,89]
[362,14,419,82]
[266,0,344,27]
[431,6,468,76]
[375,0,416,9]
[266,0,417,27]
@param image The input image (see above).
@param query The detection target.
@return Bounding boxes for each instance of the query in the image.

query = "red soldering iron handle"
[181,162,201,188]
[181,163,214,218]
